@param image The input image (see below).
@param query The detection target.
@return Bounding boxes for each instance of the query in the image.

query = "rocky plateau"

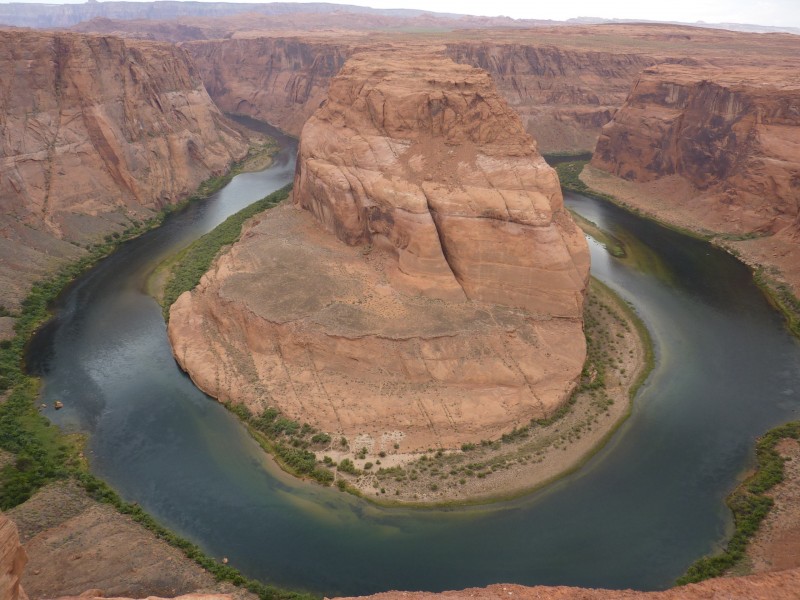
[168,49,589,453]
[0,29,251,320]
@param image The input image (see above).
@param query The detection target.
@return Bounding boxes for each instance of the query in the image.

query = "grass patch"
[754,268,800,338]
[225,402,335,486]
[676,421,800,585]
[568,209,626,258]
[160,184,292,317]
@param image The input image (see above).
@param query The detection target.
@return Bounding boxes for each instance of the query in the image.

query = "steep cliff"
[184,37,351,136]
[0,514,27,600]
[168,49,589,456]
[592,65,800,235]
[184,37,648,151]
[294,49,589,315]
[443,43,655,152]
[588,64,800,293]
[0,29,250,313]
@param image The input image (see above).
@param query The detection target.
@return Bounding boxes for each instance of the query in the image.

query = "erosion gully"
[27,124,800,596]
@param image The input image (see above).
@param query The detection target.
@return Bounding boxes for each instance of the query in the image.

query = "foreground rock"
[0,513,27,600]
[0,29,250,315]
[169,49,588,457]
[334,568,800,600]
[4,481,252,600]
[589,64,800,294]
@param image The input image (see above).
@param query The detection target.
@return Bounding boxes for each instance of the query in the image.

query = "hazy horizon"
[1,0,799,30]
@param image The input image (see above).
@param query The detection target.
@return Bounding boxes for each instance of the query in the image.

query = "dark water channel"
[27,129,800,596]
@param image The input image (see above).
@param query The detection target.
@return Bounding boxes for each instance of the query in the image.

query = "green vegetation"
[754,268,800,338]
[567,209,626,258]
[225,402,335,486]
[160,184,292,316]
[676,421,800,585]
[0,379,79,509]
[553,159,593,194]
[542,151,594,165]
[73,469,314,599]
[0,141,315,598]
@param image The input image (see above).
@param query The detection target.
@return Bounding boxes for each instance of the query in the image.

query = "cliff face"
[295,49,589,316]
[592,65,800,235]
[168,49,588,454]
[0,29,250,312]
[184,37,651,152]
[0,514,27,600]
[184,37,351,136]
[444,43,656,152]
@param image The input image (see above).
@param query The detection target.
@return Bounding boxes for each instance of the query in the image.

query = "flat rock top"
[220,203,538,339]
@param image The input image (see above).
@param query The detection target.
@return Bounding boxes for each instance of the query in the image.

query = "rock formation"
[588,64,800,292]
[168,49,589,453]
[0,29,250,314]
[335,568,800,600]
[0,513,28,600]
[294,49,588,316]
[184,37,351,136]
[592,65,800,235]
[443,43,654,152]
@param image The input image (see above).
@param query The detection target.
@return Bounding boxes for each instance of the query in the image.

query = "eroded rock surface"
[589,64,800,292]
[0,29,250,313]
[168,49,588,453]
[0,513,27,600]
[334,568,800,600]
[295,50,589,316]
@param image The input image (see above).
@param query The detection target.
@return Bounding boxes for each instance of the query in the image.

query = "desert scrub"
[676,421,800,585]
[224,401,335,486]
[161,184,292,317]
[754,268,800,338]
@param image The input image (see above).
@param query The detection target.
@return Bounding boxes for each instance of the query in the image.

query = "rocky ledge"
[168,49,589,455]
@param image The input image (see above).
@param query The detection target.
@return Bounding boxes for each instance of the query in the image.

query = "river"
[27,126,800,596]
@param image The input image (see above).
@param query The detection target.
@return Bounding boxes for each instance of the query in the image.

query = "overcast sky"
[4,0,800,29]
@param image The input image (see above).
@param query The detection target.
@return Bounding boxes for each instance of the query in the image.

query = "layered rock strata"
[184,37,351,137]
[168,50,589,453]
[0,513,27,600]
[0,29,250,313]
[589,64,800,291]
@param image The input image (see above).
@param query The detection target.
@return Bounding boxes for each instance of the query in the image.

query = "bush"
[676,421,800,585]
[337,458,358,475]
[162,185,292,316]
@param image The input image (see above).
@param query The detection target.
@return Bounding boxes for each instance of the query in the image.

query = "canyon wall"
[0,29,250,314]
[587,64,800,293]
[443,43,655,152]
[184,37,351,136]
[592,65,800,235]
[0,514,27,600]
[184,37,652,151]
[168,49,589,454]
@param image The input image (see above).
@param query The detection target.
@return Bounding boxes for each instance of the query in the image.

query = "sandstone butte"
[168,49,590,453]
[0,29,250,322]
[588,64,800,294]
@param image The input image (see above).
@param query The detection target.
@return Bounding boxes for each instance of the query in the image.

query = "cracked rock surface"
[168,48,589,453]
